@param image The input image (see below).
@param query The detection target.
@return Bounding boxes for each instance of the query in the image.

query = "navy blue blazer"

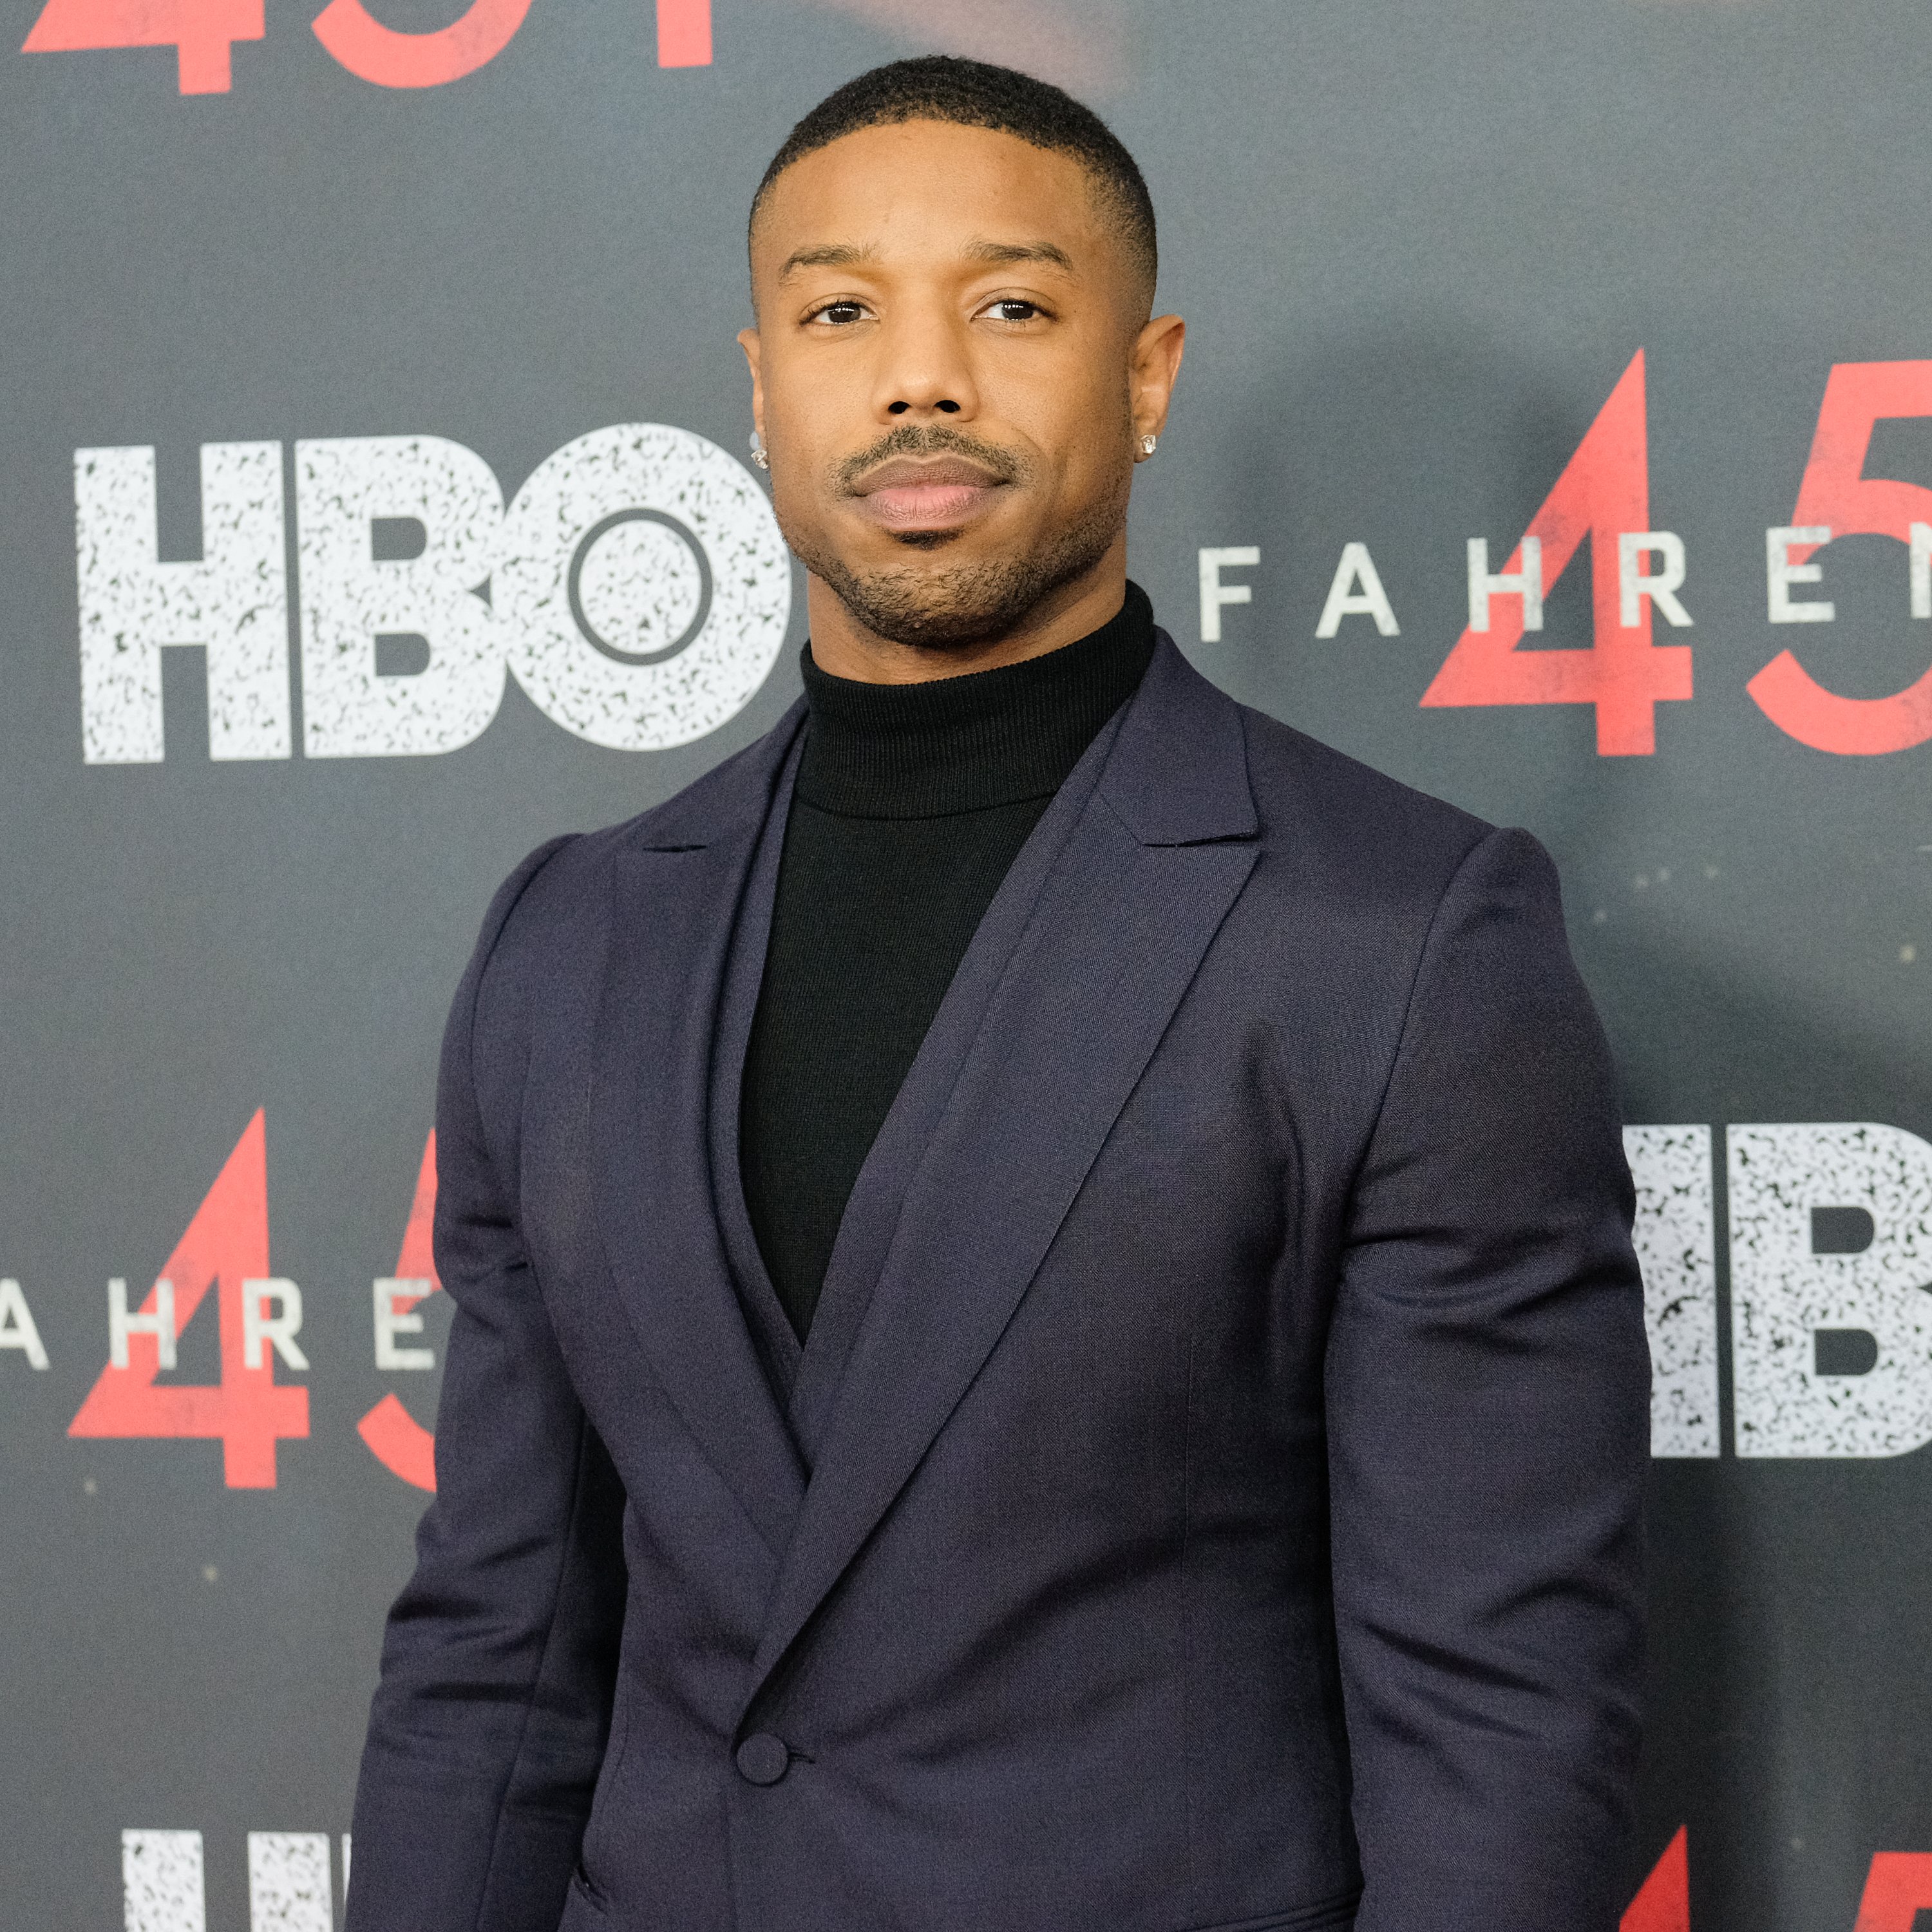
[348,635,1649,1932]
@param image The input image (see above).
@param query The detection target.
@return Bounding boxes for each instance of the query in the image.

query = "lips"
[849,455,1009,533]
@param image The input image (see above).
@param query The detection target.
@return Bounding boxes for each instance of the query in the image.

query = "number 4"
[68,1110,308,1488]
[1421,351,1694,755]
[23,0,264,95]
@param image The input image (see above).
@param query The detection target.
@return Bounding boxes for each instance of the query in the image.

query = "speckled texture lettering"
[1730,1123,1932,1457]
[77,445,290,764]
[121,1830,205,1932]
[247,1831,333,1931]
[1625,1124,1721,1457]
[296,437,507,759]
[497,422,789,750]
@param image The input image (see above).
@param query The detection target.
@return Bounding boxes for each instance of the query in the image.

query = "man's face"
[741,120,1180,652]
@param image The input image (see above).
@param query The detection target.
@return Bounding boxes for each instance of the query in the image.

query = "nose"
[872,303,978,423]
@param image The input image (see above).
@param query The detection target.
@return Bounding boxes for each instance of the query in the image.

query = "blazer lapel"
[744,638,1261,1709]
[592,709,810,1560]
[779,705,1110,1466]
[708,730,810,1405]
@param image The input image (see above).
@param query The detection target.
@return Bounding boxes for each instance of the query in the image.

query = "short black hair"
[750,55,1157,303]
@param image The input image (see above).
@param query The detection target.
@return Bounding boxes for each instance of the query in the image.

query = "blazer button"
[735,1733,790,1786]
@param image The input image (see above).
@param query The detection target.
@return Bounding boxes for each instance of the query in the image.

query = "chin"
[816,553,1083,650]
[887,528,969,553]
[784,504,1121,653]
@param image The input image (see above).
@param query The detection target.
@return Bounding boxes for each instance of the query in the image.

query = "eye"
[980,298,1044,324]
[806,298,871,327]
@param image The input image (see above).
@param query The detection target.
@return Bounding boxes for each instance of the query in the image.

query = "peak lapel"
[744,639,1260,1707]
[779,688,1119,1468]
[592,711,810,1559]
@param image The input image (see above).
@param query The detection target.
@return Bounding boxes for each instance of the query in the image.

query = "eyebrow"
[779,242,878,279]
[775,238,1077,279]
[963,239,1075,272]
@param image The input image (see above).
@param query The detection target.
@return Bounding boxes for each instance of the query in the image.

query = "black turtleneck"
[740,583,1157,1341]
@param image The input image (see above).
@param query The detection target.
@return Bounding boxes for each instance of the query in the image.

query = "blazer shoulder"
[611,703,804,852]
[477,703,804,958]
[1234,699,1499,902]
[469,831,581,972]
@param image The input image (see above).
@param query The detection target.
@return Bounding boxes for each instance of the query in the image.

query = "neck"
[803,529,1129,685]
[796,582,1155,818]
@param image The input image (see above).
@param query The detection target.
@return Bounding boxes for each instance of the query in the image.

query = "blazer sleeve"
[1326,826,1649,1932]
[348,837,629,1932]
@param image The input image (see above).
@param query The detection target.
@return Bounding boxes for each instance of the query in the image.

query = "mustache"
[835,422,1028,493]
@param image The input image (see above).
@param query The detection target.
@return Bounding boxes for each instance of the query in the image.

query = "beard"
[777,423,1130,651]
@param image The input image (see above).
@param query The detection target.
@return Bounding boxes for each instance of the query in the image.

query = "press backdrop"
[6,2,1932,1927]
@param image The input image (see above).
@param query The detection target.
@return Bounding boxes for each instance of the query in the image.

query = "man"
[348,56,1649,1932]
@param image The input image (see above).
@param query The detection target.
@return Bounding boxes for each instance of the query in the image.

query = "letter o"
[497,425,790,751]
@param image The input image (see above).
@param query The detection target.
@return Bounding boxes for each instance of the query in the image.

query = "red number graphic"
[357,1131,439,1492]
[1852,1853,1932,1932]
[1621,1826,1689,1932]
[657,0,711,67]
[69,1110,308,1488]
[1421,351,1694,755]
[22,0,264,95]
[311,0,531,88]
[1748,361,1932,755]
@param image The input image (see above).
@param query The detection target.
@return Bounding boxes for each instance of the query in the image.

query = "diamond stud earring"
[750,430,770,471]
[1139,433,1158,458]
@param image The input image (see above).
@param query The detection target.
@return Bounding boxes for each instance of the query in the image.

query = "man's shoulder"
[469,706,801,967]
[1200,676,1500,929]
[1130,632,1495,899]
[1239,699,1492,857]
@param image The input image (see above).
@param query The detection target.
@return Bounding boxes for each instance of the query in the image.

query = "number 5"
[357,1132,440,1492]
[1750,362,1932,755]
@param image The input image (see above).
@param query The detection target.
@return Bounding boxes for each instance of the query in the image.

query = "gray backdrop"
[5,1,1931,1926]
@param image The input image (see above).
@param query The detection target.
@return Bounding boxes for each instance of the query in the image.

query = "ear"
[1129,313,1186,445]
[737,326,766,442]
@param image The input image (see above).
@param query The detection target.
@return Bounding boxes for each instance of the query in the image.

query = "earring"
[1138,433,1158,458]
[749,430,770,471]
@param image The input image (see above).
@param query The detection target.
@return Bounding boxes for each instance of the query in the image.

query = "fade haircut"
[750,55,1158,308]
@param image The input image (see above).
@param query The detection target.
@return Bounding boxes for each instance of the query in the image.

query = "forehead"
[753,120,1106,274]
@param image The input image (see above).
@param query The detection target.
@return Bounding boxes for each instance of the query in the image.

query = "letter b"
[296,436,506,756]
[1730,1123,1932,1457]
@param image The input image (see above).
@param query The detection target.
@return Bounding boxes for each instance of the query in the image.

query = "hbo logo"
[73,425,792,762]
